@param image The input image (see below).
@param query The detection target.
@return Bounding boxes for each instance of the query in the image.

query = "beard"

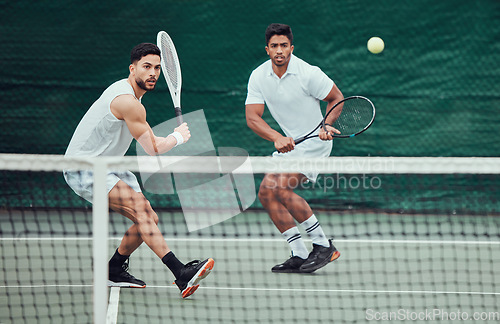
[136,77,156,91]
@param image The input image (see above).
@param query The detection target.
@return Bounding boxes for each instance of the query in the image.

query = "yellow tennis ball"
[367,37,384,54]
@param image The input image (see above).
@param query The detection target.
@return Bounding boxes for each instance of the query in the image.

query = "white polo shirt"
[245,54,334,140]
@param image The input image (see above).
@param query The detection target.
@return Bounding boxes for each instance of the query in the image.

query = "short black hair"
[265,23,293,45]
[130,43,161,64]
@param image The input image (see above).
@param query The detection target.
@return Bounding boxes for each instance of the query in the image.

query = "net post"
[92,159,109,324]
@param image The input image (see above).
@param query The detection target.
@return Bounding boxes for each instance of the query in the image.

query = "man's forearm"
[137,130,178,156]
[247,117,284,142]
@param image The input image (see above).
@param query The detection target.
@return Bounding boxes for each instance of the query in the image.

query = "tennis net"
[1,154,499,323]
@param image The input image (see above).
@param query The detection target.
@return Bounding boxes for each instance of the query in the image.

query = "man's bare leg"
[259,173,312,230]
[107,180,214,295]
[108,180,170,259]
[259,173,310,271]
[259,173,337,273]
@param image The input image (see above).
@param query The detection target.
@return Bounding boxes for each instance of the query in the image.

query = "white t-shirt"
[245,54,334,140]
[65,79,139,157]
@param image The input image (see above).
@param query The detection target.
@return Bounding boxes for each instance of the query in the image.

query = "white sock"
[300,214,329,247]
[281,227,308,259]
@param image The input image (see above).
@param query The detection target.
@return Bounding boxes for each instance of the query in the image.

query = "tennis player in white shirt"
[245,23,343,273]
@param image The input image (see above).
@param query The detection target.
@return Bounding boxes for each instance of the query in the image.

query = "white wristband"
[170,131,184,147]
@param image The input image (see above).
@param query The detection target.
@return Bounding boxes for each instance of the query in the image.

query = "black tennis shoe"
[299,239,340,273]
[174,258,214,298]
[108,258,146,288]
[271,256,306,273]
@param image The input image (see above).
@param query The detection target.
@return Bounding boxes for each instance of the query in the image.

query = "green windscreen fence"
[1,0,499,211]
[1,2,499,322]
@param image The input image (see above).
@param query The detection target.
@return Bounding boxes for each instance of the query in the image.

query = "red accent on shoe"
[182,285,200,298]
[330,251,341,262]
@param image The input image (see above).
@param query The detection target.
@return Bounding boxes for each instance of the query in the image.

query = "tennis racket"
[157,31,183,125]
[294,96,375,144]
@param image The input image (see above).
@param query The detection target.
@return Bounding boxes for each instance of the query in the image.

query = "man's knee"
[258,186,272,204]
[133,199,158,222]
[273,186,295,204]
[121,194,157,223]
[258,176,278,204]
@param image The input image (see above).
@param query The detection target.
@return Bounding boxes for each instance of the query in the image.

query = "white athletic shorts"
[272,137,333,182]
[63,170,141,203]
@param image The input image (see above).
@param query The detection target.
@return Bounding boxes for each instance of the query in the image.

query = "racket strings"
[333,99,374,135]
[159,37,181,91]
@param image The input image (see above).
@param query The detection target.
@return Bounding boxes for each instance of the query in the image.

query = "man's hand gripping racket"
[294,96,376,145]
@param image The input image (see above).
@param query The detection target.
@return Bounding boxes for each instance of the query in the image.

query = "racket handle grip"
[175,107,183,126]
[294,137,305,145]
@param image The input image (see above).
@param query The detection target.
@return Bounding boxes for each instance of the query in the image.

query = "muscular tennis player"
[246,24,343,273]
[64,43,213,298]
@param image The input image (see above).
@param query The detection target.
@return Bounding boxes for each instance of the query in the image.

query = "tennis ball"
[367,37,384,54]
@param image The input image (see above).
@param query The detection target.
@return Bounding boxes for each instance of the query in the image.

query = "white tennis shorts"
[272,137,333,182]
[63,170,141,203]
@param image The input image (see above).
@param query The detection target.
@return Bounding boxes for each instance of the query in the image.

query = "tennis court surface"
[1,155,499,323]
